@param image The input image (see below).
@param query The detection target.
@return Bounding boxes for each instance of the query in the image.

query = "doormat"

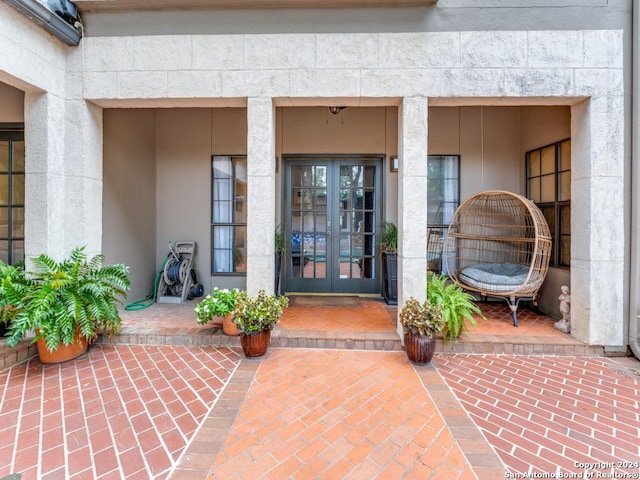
[288,296,361,307]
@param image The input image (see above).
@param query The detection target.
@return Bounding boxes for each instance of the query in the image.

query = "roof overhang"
[74,0,436,12]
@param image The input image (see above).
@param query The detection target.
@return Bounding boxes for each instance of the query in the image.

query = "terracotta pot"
[240,330,271,358]
[222,313,240,336]
[36,334,89,364]
[404,332,437,365]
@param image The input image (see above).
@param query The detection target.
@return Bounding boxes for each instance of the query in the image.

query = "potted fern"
[2,247,131,363]
[427,272,484,340]
[232,290,288,358]
[399,297,445,364]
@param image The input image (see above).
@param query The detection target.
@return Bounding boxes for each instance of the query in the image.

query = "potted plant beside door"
[232,290,288,358]
[399,297,445,365]
[378,222,398,305]
[2,247,130,363]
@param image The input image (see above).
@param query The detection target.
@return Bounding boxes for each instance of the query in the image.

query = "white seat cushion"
[459,263,529,293]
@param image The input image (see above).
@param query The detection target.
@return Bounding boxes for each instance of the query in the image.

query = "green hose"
[124,257,169,311]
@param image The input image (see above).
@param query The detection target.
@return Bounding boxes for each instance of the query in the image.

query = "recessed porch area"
[95,297,598,356]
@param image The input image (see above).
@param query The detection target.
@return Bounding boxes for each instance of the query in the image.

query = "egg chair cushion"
[459,262,529,293]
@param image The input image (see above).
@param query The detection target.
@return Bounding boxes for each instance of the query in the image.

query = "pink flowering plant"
[194,287,240,325]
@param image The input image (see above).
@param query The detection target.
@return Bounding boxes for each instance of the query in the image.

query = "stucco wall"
[154,108,247,294]
[0,83,24,122]
[103,109,157,301]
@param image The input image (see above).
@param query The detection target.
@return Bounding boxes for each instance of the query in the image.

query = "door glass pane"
[12,240,24,264]
[0,240,7,263]
[290,165,328,281]
[559,171,571,201]
[12,174,24,205]
[0,207,7,236]
[541,146,555,174]
[541,175,555,203]
[560,140,571,171]
[12,207,24,236]
[0,175,7,206]
[212,157,233,223]
[560,236,571,267]
[338,164,376,281]
[529,177,541,203]
[234,159,247,224]
[0,142,8,171]
[541,206,556,237]
[528,150,540,177]
[213,225,233,273]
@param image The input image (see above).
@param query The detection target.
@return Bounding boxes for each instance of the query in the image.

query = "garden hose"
[124,257,170,311]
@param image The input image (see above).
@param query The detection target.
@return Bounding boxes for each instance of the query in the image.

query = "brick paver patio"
[0,345,240,479]
[206,349,486,480]
[436,354,640,478]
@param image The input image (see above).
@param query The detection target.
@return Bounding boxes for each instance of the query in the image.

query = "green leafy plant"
[399,297,445,338]
[232,290,289,335]
[427,272,484,340]
[274,225,286,255]
[0,261,29,329]
[194,287,240,324]
[378,222,398,254]
[2,247,131,352]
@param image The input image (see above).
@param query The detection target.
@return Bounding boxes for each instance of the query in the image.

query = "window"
[0,125,25,265]
[427,155,460,273]
[526,139,571,268]
[211,155,247,274]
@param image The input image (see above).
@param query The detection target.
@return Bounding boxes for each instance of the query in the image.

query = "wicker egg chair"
[443,190,552,326]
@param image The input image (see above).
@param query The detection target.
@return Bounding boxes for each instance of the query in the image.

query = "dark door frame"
[282,154,383,294]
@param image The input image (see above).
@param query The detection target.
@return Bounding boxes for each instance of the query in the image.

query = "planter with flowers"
[195,287,241,335]
[232,290,288,358]
[399,297,445,365]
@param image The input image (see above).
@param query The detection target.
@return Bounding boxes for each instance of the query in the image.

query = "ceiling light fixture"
[329,106,347,115]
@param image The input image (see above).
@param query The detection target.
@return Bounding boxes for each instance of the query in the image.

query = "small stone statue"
[554,285,571,333]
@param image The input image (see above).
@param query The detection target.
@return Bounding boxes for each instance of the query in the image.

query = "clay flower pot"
[222,313,240,336]
[404,332,437,365]
[240,330,271,358]
[36,333,89,364]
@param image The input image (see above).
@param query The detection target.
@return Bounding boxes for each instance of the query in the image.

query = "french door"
[284,157,382,294]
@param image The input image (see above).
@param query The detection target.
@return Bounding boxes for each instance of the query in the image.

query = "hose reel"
[157,241,203,304]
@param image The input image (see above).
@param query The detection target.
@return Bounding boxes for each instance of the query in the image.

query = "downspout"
[630,0,640,360]
[3,0,82,46]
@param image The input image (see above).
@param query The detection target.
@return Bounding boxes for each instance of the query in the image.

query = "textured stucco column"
[24,92,67,262]
[571,98,625,346]
[246,97,276,295]
[63,100,104,256]
[397,97,429,338]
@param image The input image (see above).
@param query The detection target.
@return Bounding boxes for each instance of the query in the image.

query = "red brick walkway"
[0,345,240,480]
[435,355,640,478]
[207,349,483,480]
